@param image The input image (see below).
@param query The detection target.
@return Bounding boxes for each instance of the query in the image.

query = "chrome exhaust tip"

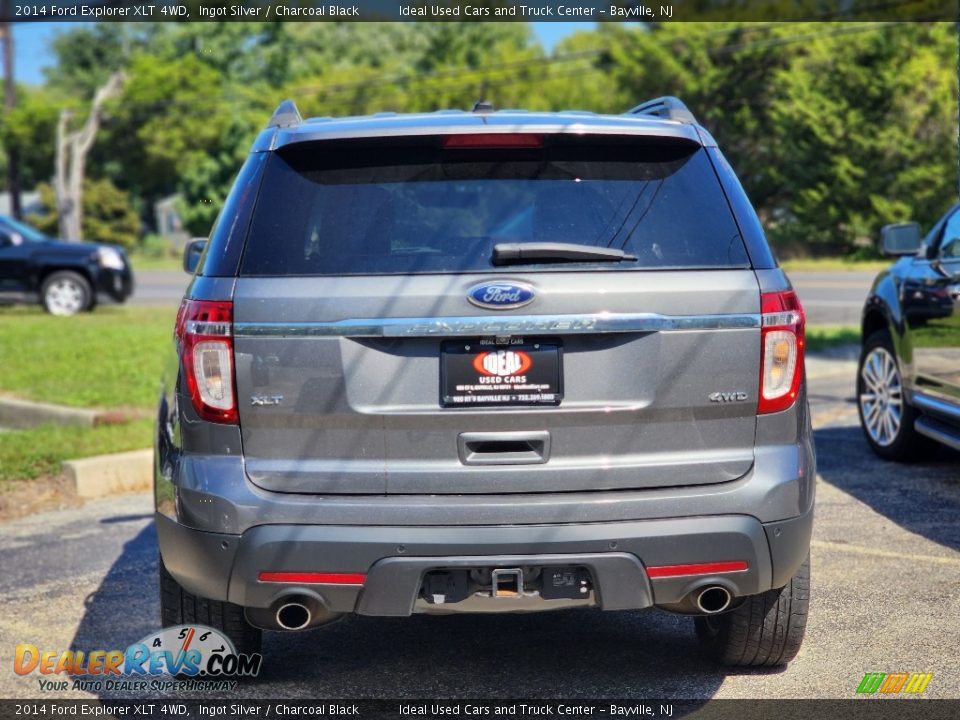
[246,593,343,631]
[695,586,732,614]
[276,601,312,630]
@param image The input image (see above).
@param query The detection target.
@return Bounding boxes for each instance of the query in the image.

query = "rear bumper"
[156,507,813,615]
[157,388,815,614]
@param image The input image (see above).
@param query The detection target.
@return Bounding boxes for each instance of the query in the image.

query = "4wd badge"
[709,391,748,403]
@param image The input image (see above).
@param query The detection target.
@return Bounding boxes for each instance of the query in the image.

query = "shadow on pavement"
[70,523,159,659]
[814,425,960,552]
[69,523,738,701]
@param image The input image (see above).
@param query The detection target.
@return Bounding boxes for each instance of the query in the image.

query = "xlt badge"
[250,395,284,406]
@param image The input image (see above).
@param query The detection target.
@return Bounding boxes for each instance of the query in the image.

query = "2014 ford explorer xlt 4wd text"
[155,97,814,667]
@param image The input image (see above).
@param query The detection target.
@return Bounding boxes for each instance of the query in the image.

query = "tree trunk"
[0,11,21,219]
[53,72,125,241]
[55,110,71,240]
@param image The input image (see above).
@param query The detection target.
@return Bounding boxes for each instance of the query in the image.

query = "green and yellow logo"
[857,672,933,695]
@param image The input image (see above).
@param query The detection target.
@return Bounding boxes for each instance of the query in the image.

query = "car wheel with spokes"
[695,555,810,666]
[857,329,929,461]
[41,271,92,316]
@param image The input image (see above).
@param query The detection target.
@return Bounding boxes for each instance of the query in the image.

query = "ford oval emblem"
[467,281,535,310]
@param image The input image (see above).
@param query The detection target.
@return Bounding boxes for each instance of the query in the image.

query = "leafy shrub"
[33,179,140,249]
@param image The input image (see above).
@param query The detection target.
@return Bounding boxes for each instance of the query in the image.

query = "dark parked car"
[0,215,134,315]
[156,97,814,667]
[859,213,960,459]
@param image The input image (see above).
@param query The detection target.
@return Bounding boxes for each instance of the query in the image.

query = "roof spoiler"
[625,96,697,124]
[267,99,302,129]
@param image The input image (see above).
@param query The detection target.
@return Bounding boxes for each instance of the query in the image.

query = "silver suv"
[155,97,814,667]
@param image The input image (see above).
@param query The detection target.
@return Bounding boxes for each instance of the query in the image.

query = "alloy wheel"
[859,347,903,447]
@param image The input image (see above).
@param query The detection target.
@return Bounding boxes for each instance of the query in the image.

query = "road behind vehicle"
[156,97,815,667]
[0,215,134,315]
[858,215,960,459]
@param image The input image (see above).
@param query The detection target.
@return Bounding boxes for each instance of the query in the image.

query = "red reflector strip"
[258,572,366,585]
[645,561,749,579]
[443,133,543,149]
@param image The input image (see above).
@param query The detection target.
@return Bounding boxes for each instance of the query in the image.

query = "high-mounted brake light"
[758,290,805,415]
[175,299,237,424]
[443,133,544,149]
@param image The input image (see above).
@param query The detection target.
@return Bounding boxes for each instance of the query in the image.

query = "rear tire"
[857,329,932,461]
[695,555,809,667]
[159,557,262,656]
[41,270,92,316]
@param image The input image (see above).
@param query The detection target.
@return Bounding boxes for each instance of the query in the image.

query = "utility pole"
[0,2,20,219]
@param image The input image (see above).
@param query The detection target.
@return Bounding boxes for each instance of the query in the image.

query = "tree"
[767,23,957,253]
[54,72,125,241]
[44,24,128,97]
[33,178,140,249]
[596,21,958,256]
[288,23,544,117]
[0,86,61,192]
[175,115,254,236]
[32,21,956,258]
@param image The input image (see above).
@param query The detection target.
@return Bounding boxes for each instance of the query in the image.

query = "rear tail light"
[758,290,805,414]
[175,299,237,424]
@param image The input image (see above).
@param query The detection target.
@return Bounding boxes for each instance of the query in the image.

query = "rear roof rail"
[267,99,302,129]
[625,96,697,124]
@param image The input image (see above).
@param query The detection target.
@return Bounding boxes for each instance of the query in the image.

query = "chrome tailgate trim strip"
[234,312,761,338]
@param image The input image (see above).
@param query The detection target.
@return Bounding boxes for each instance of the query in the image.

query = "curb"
[62,448,153,499]
[0,397,98,429]
[0,397,148,430]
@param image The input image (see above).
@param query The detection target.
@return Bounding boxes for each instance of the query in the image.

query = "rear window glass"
[239,138,748,276]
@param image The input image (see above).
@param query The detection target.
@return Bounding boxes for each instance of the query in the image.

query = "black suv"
[0,215,134,315]
[858,212,960,459]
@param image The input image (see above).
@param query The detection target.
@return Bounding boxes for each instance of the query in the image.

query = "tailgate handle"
[458,431,551,466]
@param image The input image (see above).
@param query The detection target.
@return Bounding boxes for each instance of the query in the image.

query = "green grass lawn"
[0,305,176,409]
[780,257,889,273]
[127,251,183,271]
[806,325,861,353]
[0,306,174,486]
[0,420,152,491]
[910,311,960,348]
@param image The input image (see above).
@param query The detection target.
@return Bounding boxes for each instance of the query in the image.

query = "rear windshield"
[240,138,749,276]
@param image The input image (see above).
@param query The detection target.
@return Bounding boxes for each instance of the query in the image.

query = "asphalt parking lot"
[1,356,957,701]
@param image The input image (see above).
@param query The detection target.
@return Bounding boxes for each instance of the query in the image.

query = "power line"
[51,20,931,119]
[40,20,788,111]
[291,21,917,106]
